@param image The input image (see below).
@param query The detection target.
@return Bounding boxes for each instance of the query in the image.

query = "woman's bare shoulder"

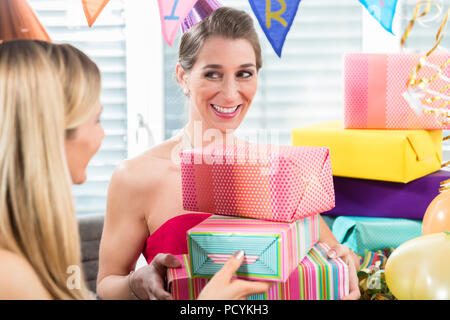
[0,249,51,299]
[110,137,182,193]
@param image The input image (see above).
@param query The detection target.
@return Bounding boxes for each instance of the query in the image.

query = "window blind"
[29,0,128,215]
[401,0,450,164]
[163,0,363,145]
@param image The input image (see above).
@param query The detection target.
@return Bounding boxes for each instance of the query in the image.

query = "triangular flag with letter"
[0,0,51,41]
[82,0,110,27]
[358,0,398,34]
[248,0,302,57]
[158,0,199,46]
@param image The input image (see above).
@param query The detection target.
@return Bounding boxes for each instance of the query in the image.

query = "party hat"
[181,0,222,33]
[0,0,50,41]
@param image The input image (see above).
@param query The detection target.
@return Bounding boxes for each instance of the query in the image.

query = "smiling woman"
[176,5,262,134]
[96,7,274,301]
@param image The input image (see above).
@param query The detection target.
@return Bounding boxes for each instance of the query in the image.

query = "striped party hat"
[181,0,222,33]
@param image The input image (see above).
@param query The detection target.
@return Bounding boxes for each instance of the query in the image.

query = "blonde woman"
[0,40,103,299]
[0,39,271,300]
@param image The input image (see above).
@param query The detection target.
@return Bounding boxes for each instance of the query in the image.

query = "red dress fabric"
[142,213,212,264]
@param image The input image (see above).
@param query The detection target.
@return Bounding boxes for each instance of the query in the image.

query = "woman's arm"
[97,158,184,300]
[318,214,340,246]
[96,161,152,299]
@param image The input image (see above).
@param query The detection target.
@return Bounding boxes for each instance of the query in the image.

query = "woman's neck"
[183,120,238,149]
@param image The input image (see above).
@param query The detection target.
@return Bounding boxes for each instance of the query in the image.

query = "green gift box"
[331,216,422,256]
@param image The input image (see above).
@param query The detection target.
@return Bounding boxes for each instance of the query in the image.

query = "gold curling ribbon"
[406,8,449,88]
[440,177,450,192]
[399,2,449,193]
[402,1,450,126]
[401,0,433,48]
[440,135,450,192]
[440,179,450,191]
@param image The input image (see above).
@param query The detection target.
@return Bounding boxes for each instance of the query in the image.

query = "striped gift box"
[167,243,349,300]
[167,255,209,300]
[187,214,319,282]
[248,243,349,300]
[181,144,335,223]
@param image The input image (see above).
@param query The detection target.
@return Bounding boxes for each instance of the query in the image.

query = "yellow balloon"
[385,232,450,300]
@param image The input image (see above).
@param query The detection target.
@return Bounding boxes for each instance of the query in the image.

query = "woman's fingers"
[214,250,245,281]
[327,243,350,260]
[151,253,182,274]
[340,254,361,300]
[143,271,172,300]
[197,250,274,300]
[230,279,274,299]
[325,243,361,300]
[327,244,360,300]
[133,254,181,300]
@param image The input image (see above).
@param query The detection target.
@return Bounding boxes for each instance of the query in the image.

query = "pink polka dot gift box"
[344,52,450,130]
[180,144,335,223]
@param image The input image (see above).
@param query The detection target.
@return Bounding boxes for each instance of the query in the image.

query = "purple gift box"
[322,170,449,220]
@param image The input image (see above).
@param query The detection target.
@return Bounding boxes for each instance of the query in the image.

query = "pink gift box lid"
[181,144,335,222]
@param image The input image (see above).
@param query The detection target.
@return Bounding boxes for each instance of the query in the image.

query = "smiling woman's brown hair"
[178,7,262,74]
[0,40,100,299]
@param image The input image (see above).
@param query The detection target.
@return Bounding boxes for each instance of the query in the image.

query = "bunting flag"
[81,0,110,27]
[358,0,398,34]
[158,0,199,46]
[248,0,302,57]
[0,0,50,42]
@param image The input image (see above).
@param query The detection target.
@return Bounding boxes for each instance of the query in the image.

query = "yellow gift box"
[291,121,442,183]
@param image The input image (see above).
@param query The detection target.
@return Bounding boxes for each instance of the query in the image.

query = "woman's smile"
[210,103,242,119]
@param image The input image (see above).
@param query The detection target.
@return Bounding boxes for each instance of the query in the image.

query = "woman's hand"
[198,250,273,300]
[326,244,361,300]
[130,253,182,300]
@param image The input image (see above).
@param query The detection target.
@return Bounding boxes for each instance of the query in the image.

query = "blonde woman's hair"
[0,40,101,299]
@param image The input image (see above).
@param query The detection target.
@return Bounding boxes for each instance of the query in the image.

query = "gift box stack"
[166,144,350,300]
[292,52,450,256]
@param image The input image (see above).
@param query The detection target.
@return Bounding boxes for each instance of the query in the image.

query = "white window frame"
[123,0,165,158]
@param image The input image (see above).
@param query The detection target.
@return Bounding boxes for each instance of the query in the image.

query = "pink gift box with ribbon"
[180,144,335,223]
[344,52,450,129]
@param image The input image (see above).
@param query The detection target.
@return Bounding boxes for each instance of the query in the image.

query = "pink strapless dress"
[142,213,212,264]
